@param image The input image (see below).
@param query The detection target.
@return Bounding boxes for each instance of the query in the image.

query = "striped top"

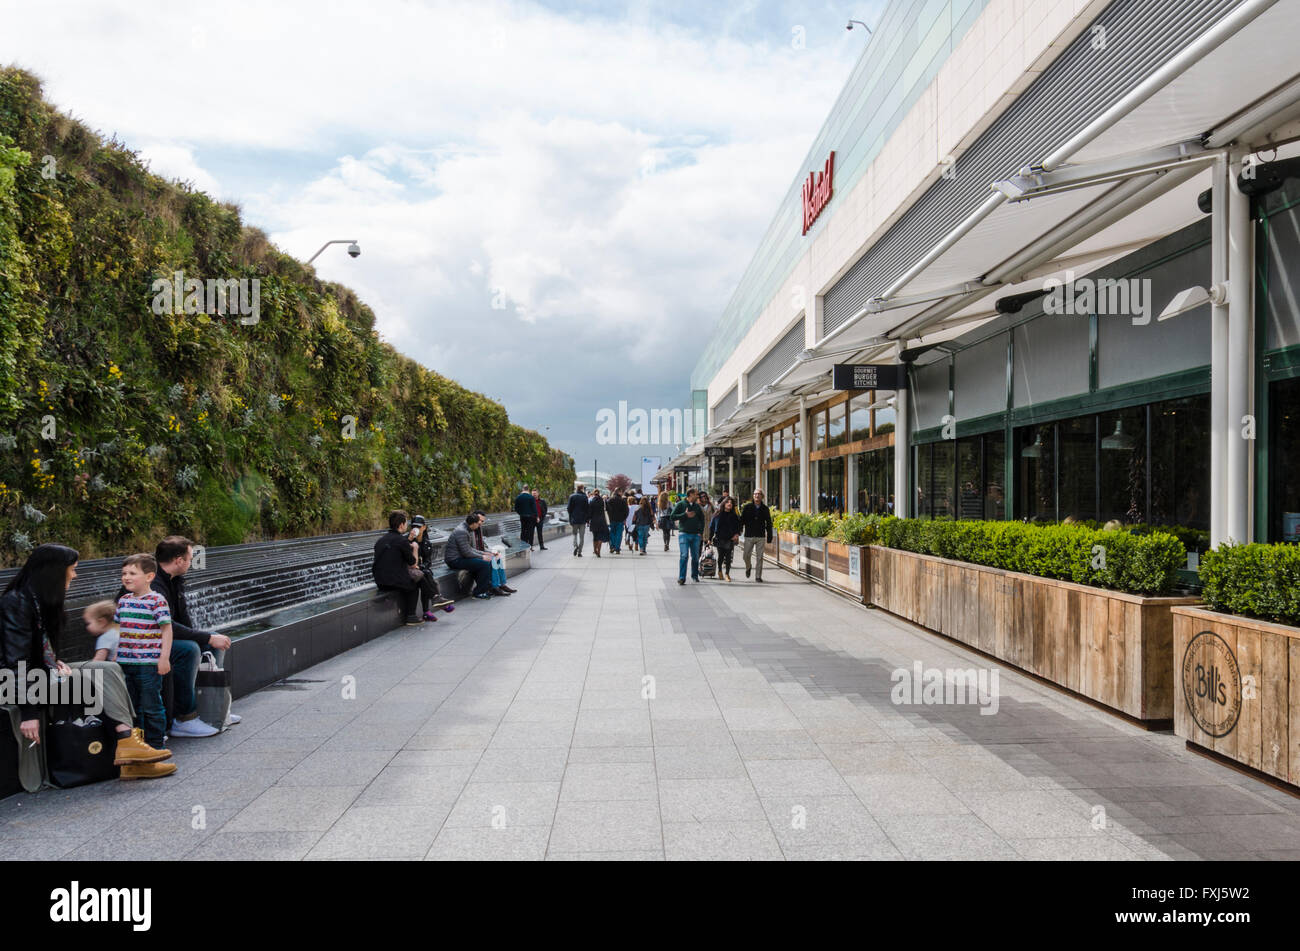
[114,590,172,665]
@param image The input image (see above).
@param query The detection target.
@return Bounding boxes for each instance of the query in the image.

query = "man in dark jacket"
[514,486,538,550]
[740,489,775,582]
[532,489,549,550]
[445,513,497,598]
[567,485,590,557]
[373,510,423,624]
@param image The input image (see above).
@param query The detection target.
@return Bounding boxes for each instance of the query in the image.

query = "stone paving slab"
[5,540,1300,860]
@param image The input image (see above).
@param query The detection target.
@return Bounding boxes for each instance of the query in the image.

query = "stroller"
[698,545,717,579]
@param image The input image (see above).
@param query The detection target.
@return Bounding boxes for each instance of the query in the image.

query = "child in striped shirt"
[116,553,173,751]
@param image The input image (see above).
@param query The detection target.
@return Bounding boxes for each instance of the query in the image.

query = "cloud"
[3,0,879,475]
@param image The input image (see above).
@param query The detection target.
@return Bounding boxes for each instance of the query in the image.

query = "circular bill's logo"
[1182,631,1242,738]
[87,741,103,755]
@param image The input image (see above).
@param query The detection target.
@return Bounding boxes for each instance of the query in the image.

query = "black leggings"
[717,541,735,573]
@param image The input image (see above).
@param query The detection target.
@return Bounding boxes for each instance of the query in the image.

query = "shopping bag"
[699,546,717,578]
[195,651,232,732]
[47,712,118,788]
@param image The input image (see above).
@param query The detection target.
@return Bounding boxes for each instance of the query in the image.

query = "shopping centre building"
[660,0,1300,550]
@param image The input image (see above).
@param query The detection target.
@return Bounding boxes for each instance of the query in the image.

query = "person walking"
[698,492,717,549]
[624,496,639,553]
[740,489,774,582]
[515,485,538,550]
[632,497,654,555]
[606,489,629,554]
[532,489,549,550]
[710,496,742,582]
[567,484,590,556]
[588,489,610,557]
[670,488,706,585]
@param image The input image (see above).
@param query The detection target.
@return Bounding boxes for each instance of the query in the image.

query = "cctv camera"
[846,22,853,29]
[347,242,361,258]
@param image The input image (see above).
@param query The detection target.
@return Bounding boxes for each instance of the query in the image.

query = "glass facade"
[816,456,846,513]
[856,446,894,514]
[1270,377,1300,542]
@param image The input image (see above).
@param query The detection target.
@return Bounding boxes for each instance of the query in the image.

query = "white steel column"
[1210,155,1229,548]
[1226,151,1255,543]
[728,456,735,497]
[798,397,810,512]
[847,452,858,514]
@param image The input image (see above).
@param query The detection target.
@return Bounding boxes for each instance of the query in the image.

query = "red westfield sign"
[801,151,834,235]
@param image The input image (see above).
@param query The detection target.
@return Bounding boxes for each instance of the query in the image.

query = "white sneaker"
[170,717,220,737]
[226,712,241,726]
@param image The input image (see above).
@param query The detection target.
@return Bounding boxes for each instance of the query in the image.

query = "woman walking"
[606,489,629,554]
[710,497,742,581]
[624,497,638,553]
[588,489,610,557]
[632,497,654,555]
[0,544,174,787]
[698,492,717,549]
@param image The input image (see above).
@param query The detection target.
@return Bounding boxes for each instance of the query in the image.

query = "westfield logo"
[801,151,835,235]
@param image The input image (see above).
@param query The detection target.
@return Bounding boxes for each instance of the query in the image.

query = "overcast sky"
[3,0,883,481]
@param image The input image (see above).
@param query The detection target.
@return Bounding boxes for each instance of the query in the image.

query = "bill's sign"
[801,151,835,235]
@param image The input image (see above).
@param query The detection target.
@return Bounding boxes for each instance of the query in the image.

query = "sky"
[2,0,885,482]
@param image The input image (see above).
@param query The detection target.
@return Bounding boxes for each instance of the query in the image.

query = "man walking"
[740,489,774,582]
[515,485,538,550]
[567,484,590,556]
[532,489,549,550]
[670,488,706,585]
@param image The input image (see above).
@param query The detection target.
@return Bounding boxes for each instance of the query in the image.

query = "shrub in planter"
[872,517,1185,595]
[829,513,881,546]
[1199,543,1300,627]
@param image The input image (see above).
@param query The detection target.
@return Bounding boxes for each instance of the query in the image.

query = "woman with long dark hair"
[1,544,173,788]
[710,497,742,582]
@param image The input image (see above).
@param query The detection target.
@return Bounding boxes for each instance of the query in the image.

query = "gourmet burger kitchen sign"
[801,151,835,235]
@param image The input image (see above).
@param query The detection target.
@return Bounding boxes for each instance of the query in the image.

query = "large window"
[828,402,847,447]
[984,432,1005,519]
[849,397,872,442]
[856,446,895,514]
[765,468,781,509]
[1271,377,1300,541]
[1098,407,1146,524]
[1150,397,1208,529]
[915,442,956,519]
[816,456,845,513]
[1016,423,1056,523]
[1058,415,1097,522]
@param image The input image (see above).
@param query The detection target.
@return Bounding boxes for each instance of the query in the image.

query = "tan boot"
[119,761,178,780]
[114,727,172,765]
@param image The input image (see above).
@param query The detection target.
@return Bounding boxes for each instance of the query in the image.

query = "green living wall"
[0,68,574,564]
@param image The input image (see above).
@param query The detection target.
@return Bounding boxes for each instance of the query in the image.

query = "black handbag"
[196,652,232,732]
[47,712,118,788]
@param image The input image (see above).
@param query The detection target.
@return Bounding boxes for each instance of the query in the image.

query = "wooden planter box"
[825,541,870,602]
[796,535,827,581]
[868,546,1199,722]
[777,530,800,568]
[1173,605,1300,784]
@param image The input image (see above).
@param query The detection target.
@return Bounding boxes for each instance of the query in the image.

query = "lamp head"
[347,242,361,258]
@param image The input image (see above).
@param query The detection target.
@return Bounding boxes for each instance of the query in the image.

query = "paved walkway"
[4,538,1300,860]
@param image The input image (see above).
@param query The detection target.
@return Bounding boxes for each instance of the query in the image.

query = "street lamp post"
[307,240,361,264]
[846,19,873,33]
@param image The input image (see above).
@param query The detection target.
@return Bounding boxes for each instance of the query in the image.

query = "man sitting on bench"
[444,513,501,600]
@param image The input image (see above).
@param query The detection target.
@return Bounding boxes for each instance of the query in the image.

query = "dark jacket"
[514,491,537,520]
[535,497,548,521]
[416,532,436,569]
[567,491,590,524]
[444,525,480,564]
[740,501,773,541]
[0,587,50,719]
[588,496,608,529]
[632,505,655,526]
[671,500,705,534]
[115,567,212,647]
[373,529,417,588]
[711,509,742,544]
[606,495,629,523]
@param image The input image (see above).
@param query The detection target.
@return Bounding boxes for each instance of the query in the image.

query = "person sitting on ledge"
[373,509,425,625]
[0,545,175,788]
[470,511,517,595]
[410,516,455,621]
[445,513,502,600]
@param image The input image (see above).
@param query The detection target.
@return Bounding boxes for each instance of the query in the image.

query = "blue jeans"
[678,532,701,581]
[609,522,624,551]
[121,664,166,748]
[448,556,493,594]
[490,554,507,588]
[635,525,649,551]
[170,638,201,723]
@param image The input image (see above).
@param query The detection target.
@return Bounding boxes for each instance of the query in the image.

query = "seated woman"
[0,544,174,788]
[410,516,455,620]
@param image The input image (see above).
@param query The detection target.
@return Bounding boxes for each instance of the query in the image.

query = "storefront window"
[1017,423,1056,522]
[1098,407,1146,524]
[875,404,896,434]
[814,411,827,451]
[1270,377,1300,542]
[1150,396,1209,530]
[1059,415,1097,522]
[856,446,894,514]
[984,432,1005,519]
[956,437,982,519]
[828,402,847,447]
[816,456,845,512]
[849,396,872,442]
